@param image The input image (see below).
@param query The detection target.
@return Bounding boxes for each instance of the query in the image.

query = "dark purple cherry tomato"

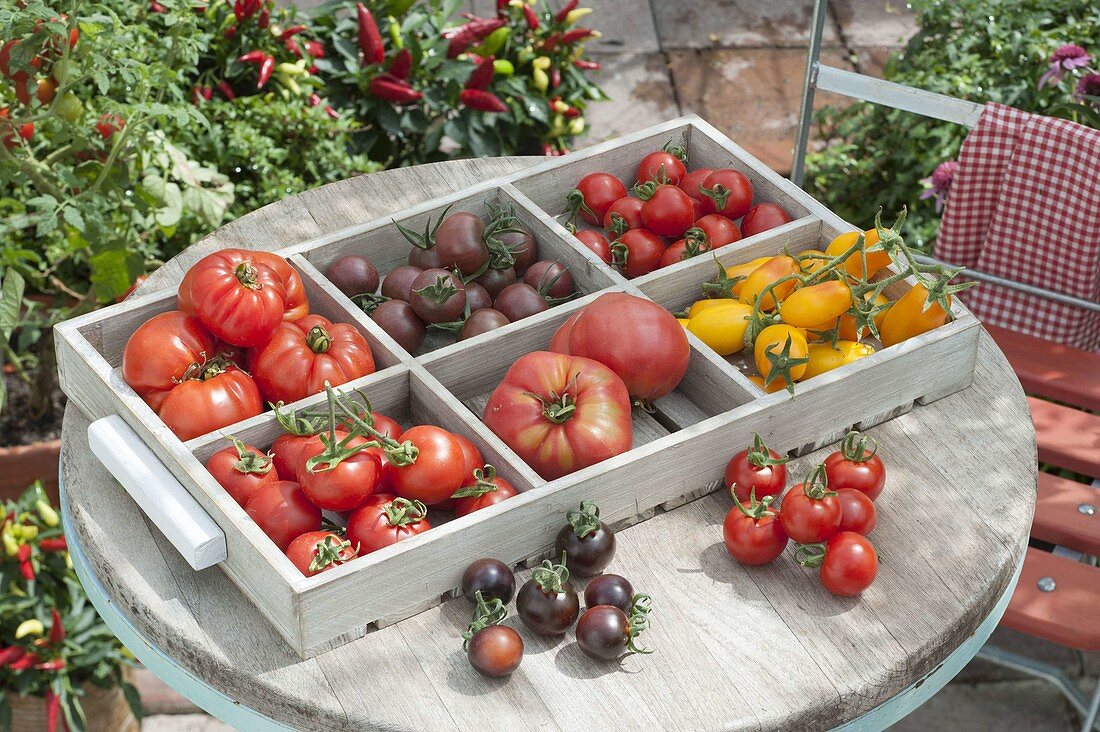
[494,283,548,322]
[474,266,516,299]
[584,574,634,613]
[554,500,615,577]
[408,245,442,270]
[436,212,489,276]
[371,299,426,353]
[467,625,523,677]
[462,558,516,604]
[325,255,379,297]
[464,281,493,312]
[460,308,510,339]
[524,260,574,299]
[409,268,467,324]
[516,554,579,636]
[380,265,424,302]
[497,228,537,274]
[576,596,651,660]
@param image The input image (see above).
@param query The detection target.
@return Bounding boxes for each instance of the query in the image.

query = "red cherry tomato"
[385,425,466,505]
[823,431,886,500]
[679,167,716,216]
[158,361,263,441]
[611,229,665,279]
[569,172,627,226]
[740,203,793,237]
[779,466,841,544]
[245,480,321,551]
[724,434,788,503]
[453,465,518,517]
[836,488,877,535]
[723,492,788,565]
[272,433,313,481]
[296,433,381,512]
[602,196,645,236]
[285,531,357,577]
[205,437,278,506]
[573,229,612,264]
[804,531,879,597]
[432,432,485,509]
[658,239,693,268]
[346,494,431,554]
[636,150,687,186]
[690,213,741,249]
[701,169,754,220]
[640,185,695,239]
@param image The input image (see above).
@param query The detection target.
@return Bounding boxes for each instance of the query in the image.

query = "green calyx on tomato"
[309,534,357,573]
[746,433,788,469]
[839,430,877,463]
[181,355,235,382]
[305,324,332,353]
[233,261,263,290]
[395,204,450,251]
[794,542,828,568]
[524,385,577,424]
[462,590,508,650]
[700,183,732,211]
[761,335,809,395]
[733,487,777,519]
[799,464,837,501]
[412,274,459,304]
[631,179,660,201]
[451,465,502,499]
[227,435,274,475]
[565,499,601,539]
[326,384,420,467]
[382,497,428,527]
[531,551,570,593]
[624,593,654,655]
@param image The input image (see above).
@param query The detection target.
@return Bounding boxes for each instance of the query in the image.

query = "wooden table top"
[59,158,1037,731]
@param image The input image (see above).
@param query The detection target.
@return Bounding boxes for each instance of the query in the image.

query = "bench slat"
[987,325,1100,412]
[1001,547,1100,651]
[1028,397,1100,478]
[1031,472,1100,555]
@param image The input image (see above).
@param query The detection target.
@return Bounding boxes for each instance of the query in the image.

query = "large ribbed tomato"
[157,361,264,441]
[122,310,219,412]
[549,293,690,403]
[247,314,376,404]
[483,351,632,480]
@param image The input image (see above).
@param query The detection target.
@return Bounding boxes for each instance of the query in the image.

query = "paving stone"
[957,627,1085,683]
[653,0,840,50]
[578,52,681,147]
[667,47,853,173]
[830,0,917,49]
[889,680,1075,732]
[135,669,202,716]
[141,714,234,732]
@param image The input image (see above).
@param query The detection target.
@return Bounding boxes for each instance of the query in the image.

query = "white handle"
[88,416,227,571]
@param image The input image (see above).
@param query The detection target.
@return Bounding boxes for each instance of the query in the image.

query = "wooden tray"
[54,116,981,659]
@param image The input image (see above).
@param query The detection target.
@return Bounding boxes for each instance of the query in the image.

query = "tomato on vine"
[724,433,789,503]
[836,488,877,535]
[823,430,886,500]
[452,465,518,517]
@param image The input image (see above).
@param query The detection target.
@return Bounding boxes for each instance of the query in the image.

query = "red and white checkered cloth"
[935,102,1100,351]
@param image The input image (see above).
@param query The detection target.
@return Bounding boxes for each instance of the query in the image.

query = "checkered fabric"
[934,102,1100,351]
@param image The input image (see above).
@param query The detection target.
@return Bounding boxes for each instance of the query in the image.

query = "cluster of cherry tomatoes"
[122,249,377,441]
[204,385,519,575]
[326,204,577,355]
[679,218,957,393]
[721,431,885,597]
[459,501,653,677]
[565,145,794,278]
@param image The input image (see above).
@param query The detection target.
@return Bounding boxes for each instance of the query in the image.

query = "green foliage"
[805,0,1100,251]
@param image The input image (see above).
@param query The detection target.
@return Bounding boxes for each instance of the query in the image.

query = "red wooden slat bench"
[1001,547,1100,652]
[1028,397,1100,478]
[1032,473,1100,556]
[987,325,1100,412]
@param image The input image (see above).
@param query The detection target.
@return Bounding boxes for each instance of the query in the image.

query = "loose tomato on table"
[724,433,788,503]
[205,437,278,506]
[464,592,524,677]
[453,465,518,517]
[754,324,809,392]
[158,359,263,441]
[285,531,358,577]
[779,465,841,544]
[638,184,695,239]
[122,311,220,412]
[247,314,376,404]
[740,203,793,237]
[723,489,788,565]
[701,169,754,220]
[346,494,431,554]
[568,172,628,227]
[554,500,616,577]
[879,283,951,347]
[836,488,877,535]
[799,531,879,597]
[611,229,665,279]
[516,554,579,637]
[576,595,653,660]
[823,430,886,500]
[245,480,321,551]
[572,229,612,264]
[636,147,687,185]
[602,196,645,236]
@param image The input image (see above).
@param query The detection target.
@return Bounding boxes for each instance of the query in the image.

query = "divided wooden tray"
[54,116,981,659]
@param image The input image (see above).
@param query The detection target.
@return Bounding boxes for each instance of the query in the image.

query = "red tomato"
[178,250,308,324]
[272,433,313,481]
[296,433,381,512]
[550,292,690,402]
[740,203,793,237]
[122,311,219,412]
[823,431,886,500]
[370,413,404,440]
[177,250,290,347]
[690,214,741,249]
[432,432,485,509]
[346,494,431,554]
[245,480,321,551]
[285,531,357,577]
[453,465,518,517]
[611,229,665,279]
[158,362,263,441]
[640,185,695,239]
[679,167,716,216]
[247,314,376,404]
[701,169,754,220]
[724,434,788,503]
[602,196,645,235]
[569,172,627,226]
[385,425,466,505]
[483,351,632,480]
[205,437,278,506]
[636,150,687,186]
[723,494,788,565]
[836,488,877,535]
[658,239,694,268]
[779,466,841,544]
[573,229,612,264]
[811,532,879,597]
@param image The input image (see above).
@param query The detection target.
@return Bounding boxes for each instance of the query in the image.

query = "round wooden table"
[59,159,1036,731]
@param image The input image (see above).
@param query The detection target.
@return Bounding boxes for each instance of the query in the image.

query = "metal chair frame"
[792,3,1100,730]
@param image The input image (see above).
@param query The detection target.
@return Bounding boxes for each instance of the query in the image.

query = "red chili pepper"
[9,652,38,670]
[542,32,560,52]
[309,64,319,74]
[191,85,213,104]
[48,608,64,645]
[285,38,302,57]
[257,55,275,89]
[281,25,307,40]
[216,80,236,100]
[304,40,325,58]
[357,3,384,66]
[257,7,270,29]
[555,0,579,22]
[0,646,25,666]
[237,50,265,64]
[561,28,597,44]
[224,25,237,39]
[522,4,539,29]
[233,0,259,22]
[39,537,67,552]
[460,88,508,113]
[20,560,34,581]
[465,55,494,90]
[16,544,31,562]
[325,105,340,119]
[573,58,600,70]
[45,688,60,732]
[36,658,66,672]
[496,0,507,17]
[563,105,580,118]
[308,93,322,107]
[369,74,423,104]
[444,18,505,58]
[150,1,168,12]
[388,48,412,80]
[550,67,561,88]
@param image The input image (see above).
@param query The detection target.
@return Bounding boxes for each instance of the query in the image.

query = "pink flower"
[1038,44,1092,89]
[919,160,959,214]
[1075,72,1100,101]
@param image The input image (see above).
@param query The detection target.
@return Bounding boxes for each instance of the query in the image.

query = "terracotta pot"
[0,439,61,505]
[5,677,138,732]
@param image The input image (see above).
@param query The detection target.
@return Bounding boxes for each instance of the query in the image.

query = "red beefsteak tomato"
[158,359,263,441]
[122,311,219,412]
